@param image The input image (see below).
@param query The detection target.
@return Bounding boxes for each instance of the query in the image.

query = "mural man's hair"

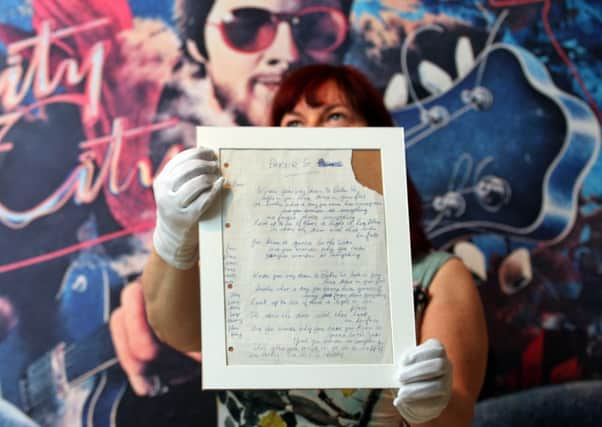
[173,0,214,59]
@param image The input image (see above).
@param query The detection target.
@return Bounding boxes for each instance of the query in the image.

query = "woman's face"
[279,80,367,128]
[204,0,346,126]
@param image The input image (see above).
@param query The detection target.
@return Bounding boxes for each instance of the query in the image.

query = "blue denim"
[0,400,39,427]
[473,381,602,427]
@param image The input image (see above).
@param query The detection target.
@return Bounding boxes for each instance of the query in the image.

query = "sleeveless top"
[217,251,454,427]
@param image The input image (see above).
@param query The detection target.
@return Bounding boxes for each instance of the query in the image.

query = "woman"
[142,64,487,426]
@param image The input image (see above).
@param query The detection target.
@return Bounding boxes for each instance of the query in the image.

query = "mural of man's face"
[203,0,347,125]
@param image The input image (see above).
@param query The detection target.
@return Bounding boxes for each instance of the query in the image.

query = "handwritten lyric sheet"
[221,149,391,365]
[198,126,414,389]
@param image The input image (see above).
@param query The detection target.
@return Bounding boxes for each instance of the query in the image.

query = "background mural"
[0,0,600,426]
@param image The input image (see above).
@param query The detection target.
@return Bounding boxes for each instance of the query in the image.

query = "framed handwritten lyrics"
[198,127,414,389]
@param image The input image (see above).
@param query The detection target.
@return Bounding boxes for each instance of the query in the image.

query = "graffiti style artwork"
[0,0,600,426]
[0,1,214,426]
[346,0,601,397]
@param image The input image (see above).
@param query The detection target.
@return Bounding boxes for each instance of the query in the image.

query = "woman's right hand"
[152,147,224,269]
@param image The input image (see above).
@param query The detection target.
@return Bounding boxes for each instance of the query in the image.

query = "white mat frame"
[198,126,415,389]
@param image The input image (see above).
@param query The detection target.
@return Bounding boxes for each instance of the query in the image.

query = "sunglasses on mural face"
[210,6,348,55]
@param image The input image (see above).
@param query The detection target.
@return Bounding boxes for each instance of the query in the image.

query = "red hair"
[270,64,432,259]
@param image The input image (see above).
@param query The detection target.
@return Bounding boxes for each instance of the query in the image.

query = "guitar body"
[0,253,126,427]
[392,43,600,245]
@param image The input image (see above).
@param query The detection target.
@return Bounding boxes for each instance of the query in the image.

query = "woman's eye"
[327,112,346,122]
[285,120,303,127]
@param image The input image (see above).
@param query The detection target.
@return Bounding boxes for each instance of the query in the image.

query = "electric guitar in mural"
[0,253,200,427]
[391,43,600,246]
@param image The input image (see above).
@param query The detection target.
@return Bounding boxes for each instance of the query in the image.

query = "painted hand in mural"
[110,281,202,396]
[152,147,224,269]
[110,281,161,395]
[393,338,453,425]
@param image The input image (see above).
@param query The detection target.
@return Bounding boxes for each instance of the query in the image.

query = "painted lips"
[254,74,282,91]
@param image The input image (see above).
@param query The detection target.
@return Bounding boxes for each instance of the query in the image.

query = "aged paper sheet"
[220,149,391,365]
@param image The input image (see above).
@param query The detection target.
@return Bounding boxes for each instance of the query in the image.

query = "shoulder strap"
[412,251,455,290]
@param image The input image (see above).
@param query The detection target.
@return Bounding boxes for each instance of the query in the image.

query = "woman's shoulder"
[412,250,456,290]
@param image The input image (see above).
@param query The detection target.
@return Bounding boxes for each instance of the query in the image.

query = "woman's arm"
[140,147,223,352]
[416,257,488,427]
[141,248,201,352]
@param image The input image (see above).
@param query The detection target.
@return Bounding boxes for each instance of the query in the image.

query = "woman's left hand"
[393,338,453,425]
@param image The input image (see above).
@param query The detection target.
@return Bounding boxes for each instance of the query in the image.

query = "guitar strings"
[476,9,509,88]
[400,24,445,122]
[406,103,475,148]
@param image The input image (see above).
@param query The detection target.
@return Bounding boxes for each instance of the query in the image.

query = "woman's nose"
[263,21,300,66]
[305,116,324,127]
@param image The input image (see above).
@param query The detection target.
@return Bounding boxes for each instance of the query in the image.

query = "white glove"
[393,338,453,425]
[152,147,224,269]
